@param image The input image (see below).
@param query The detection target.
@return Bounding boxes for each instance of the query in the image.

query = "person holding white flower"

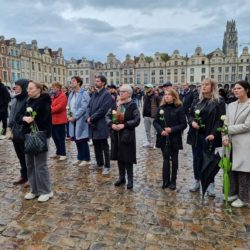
[187,78,225,195]
[222,80,250,208]
[153,89,187,190]
[22,81,53,202]
[67,76,91,167]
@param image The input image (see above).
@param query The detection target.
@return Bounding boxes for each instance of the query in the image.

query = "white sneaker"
[0,135,6,140]
[38,192,53,202]
[231,198,247,208]
[189,180,200,192]
[207,183,216,197]
[223,195,238,202]
[79,161,91,167]
[58,155,67,161]
[73,160,81,166]
[25,192,37,200]
[50,155,59,159]
[102,168,110,175]
[143,142,151,148]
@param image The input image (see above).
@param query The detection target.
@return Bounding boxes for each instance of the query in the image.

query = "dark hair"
[71,76,83,86]
[235,80,250,97]
[96,75,107,85]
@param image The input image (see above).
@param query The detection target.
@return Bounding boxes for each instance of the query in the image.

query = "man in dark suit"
[87,76,113,175]
[180,82,195,117]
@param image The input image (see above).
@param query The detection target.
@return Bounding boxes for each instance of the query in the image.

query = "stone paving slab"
[0,123,250,249]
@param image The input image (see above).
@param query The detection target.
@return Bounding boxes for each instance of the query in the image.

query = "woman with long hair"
[22,81,53,202]
[187,78,225,196]
[153,89,187,189]
[223,80,250,207]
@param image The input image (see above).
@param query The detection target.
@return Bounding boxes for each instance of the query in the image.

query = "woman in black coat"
[187,78,225,196]
[153,89,187,190]
[22,81,53,202]
[108,84,140,189]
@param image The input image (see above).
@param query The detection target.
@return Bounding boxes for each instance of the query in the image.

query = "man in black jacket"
[180,82,196,117]
[0,78,11,139]
[87,76,113,175]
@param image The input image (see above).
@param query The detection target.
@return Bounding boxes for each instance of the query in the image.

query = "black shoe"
[13,177,28,185]
[114,178,126,187]
[127,181,133,189]
[162,182,170,189]
[169,183,176,190]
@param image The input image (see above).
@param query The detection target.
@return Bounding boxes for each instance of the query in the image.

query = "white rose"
[26,107,33,112]
[112,110,117,114]
[66,106,69,110]
[159,109,164,115]
[220,115,226,121]
[195,110,200,115]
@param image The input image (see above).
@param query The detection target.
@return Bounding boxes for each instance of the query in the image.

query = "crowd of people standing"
[0,76,249,208]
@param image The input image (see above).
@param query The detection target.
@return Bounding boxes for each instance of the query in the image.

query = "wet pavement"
[0,122,250,250]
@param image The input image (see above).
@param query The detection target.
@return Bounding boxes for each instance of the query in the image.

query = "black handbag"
[12,122,24,141]
[24,131,48,154]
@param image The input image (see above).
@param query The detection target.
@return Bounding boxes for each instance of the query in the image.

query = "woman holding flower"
[222,80,250,208]
[187,78,225,196]
[153,89,187,190]
[22,81,53,202]
[108,84,140,189]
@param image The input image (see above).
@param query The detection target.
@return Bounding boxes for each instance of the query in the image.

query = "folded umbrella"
[201,150,221,198]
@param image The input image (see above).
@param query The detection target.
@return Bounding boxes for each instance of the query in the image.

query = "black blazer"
[187,97,225,148]
[153,104,187,150]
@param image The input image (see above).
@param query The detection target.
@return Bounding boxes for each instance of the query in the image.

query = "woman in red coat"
[51,82,67,161]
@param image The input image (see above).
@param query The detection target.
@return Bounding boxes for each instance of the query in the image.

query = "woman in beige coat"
[223,80,250,208]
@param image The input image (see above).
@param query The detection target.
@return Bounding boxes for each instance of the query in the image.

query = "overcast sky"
[1,0,250,62]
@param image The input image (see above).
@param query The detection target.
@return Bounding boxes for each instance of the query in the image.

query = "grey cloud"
[76,18,114,33]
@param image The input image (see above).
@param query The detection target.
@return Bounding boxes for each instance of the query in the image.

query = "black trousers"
[93,139,110,168]
[118,161,133,182]
[13,140,27,179]
[161,145,179,185]
[0,112,8,135]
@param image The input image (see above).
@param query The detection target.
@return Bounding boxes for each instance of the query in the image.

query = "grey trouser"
[25,143,51,195]
[144,116,156,144]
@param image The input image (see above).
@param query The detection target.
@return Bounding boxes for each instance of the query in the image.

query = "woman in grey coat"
[223,80,250,208]
[67,76,90,167]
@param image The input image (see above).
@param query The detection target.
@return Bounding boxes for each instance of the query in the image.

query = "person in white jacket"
[223,80,250,208]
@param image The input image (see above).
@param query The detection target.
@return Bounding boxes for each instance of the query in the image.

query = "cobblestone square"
[0,123,250,249]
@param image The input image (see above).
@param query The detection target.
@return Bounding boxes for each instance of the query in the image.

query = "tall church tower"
[222,20,238,56]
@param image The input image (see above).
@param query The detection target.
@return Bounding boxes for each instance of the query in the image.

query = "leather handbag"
[24,130,48,154]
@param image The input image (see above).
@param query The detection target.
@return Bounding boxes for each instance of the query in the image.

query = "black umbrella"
[200,150,221,197]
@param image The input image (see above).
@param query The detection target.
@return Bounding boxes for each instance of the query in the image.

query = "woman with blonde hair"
[153,89,187,189]
[187,78,225,196]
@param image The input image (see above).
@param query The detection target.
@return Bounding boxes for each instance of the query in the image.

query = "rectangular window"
[152,77,155,83]
[124,69,127,75]
[174,76,178,83]
[190,76,194,82]
[130,78,133,83]
[181,76,185,82]
[32,62,35,70]
[201,75,205,81]
[225,67,229,73]
[174,69,178,75]
[85,70,89,75]
[239,74,242,80]
[69,71,72,76]
[80,70,83,75]
[167,69,171,75]
[218,75,222,82]
[110,72,113,77]
[201,68,206,74]
[160,77,164,83]
[225,75,229,81]
[129,69,133,75]
[190,68,194,74]
[116,71,119,77]
[218,67,222,73]
[160,69,164,75]
[239,66,243,72]
[246,66,250,72]
[232,66,236,73]
[211,67,214,73]
[151,70,155,76]
[174,61,178,66]
[181,68,185,74]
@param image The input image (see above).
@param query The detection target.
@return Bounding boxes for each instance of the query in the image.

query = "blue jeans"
[52,124,66,156]
[192,134,215,181]
[75,140,90,161]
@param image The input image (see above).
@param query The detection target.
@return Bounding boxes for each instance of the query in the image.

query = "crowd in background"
[0,76,249,208]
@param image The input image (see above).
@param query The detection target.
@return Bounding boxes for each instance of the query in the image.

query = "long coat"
[88,88,113,140]
[187,98,225,148]
[153,104,187,150]
[68,89,90,140]
[227,99,250,172]
[51,91,67,125]
[109,101,140,164]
